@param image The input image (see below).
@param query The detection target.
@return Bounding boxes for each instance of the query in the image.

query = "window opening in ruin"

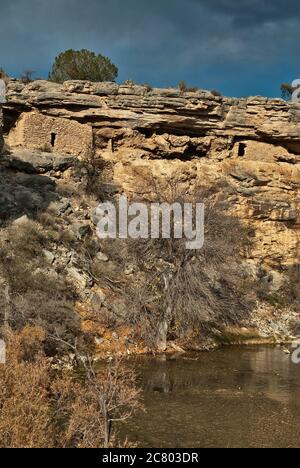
[238,143,246,157]
[51,133,57,147]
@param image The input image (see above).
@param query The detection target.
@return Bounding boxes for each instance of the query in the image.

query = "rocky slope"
[0,80,299,351]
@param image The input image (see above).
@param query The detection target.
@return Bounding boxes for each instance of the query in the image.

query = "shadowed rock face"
[2,80,300,270]
[3,149,76,174]
[0,161,57,224]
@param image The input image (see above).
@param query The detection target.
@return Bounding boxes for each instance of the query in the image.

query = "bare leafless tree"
[20,69,36,83]
[50,334,143,448]
[98,177,255,350]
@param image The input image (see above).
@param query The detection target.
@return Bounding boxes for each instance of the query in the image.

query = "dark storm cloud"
[196,0,300,26]
[0,0,300,96]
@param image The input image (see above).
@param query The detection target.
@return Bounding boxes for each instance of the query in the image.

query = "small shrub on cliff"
[124,79,136,86]
[178,80,199,93]
[256,265,300,309]
[280,266,300,306]
[211,89,222,97]
[20,69,36,84]
[79,143,115,201]
[280,83,294,101]
[49,49,118,83]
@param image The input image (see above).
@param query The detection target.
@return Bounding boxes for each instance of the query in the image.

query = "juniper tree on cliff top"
[49,49,118,83]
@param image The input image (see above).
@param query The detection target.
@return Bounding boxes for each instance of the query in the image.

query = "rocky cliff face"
[3,80,299,273]
[0,79,299,350]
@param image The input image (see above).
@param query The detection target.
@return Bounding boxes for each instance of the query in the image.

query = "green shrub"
[49,49,118,83]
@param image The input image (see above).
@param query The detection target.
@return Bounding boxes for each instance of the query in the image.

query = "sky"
[0,0,299,97]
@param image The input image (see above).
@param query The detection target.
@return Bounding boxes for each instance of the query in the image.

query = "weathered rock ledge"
[4,79,300,145]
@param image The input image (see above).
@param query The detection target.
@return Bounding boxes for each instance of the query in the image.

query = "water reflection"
[123,346,300,448]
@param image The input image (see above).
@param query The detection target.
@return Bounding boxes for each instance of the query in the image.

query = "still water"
[125,346,300,448]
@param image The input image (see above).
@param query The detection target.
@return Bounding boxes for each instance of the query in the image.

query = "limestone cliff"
[3,80,299,273]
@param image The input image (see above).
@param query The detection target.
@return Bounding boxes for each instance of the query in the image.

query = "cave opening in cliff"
[238,143,247,157]
[51,132,57,147]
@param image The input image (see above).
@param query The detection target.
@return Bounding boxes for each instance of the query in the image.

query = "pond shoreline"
[92,330,299,361]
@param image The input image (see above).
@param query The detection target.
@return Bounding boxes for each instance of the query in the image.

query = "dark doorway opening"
[51,133,57,147]
[238,143,246,157]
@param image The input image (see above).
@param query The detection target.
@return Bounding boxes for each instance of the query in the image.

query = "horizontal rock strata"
[2,80,300,270]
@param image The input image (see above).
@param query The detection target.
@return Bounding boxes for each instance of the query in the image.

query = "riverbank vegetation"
[0,327,142,448]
